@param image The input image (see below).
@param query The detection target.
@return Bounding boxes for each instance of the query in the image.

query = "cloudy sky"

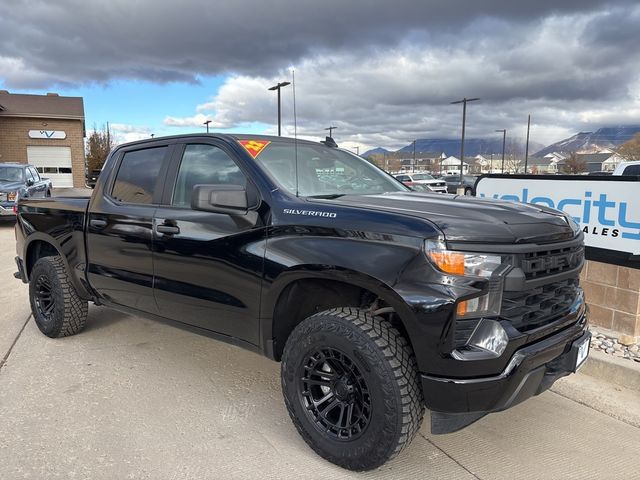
[1,0,638,152]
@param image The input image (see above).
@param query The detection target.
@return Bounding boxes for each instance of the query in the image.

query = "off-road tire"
[281,307,424,471]
[464,187,473,196]
[29,256,88,338]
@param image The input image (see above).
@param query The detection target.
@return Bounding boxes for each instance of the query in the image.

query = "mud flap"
[430,411,488,434]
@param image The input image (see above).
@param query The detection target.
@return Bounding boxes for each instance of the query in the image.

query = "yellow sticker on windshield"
[239,140,271,159]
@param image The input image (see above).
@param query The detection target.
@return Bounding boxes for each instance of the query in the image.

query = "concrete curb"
[580,348,640,392]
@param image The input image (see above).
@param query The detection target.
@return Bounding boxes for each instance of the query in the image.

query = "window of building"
[172,144,246,208]
[112,147,167,204]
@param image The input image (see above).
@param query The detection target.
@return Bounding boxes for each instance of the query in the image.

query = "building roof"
[526,157,555,166]
[576,152,614,163]
[0,91,84,120]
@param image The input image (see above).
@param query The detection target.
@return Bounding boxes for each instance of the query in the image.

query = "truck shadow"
[83,305,129,332]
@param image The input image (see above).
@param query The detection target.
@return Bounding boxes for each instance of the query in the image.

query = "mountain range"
[532,126,640,157]
[363,125,640,159]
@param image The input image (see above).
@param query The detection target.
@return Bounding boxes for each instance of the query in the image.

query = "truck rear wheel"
[281,307,424,471]
[29,256,88,338]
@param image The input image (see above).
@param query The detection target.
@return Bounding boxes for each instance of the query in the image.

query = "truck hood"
[316,192,576,244]
[0,181,23,192]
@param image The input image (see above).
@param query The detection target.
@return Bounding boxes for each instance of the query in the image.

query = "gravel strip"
[590,329,640,362]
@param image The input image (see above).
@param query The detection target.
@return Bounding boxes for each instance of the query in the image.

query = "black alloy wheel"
[33,274,55,321]
[300,347,371,440]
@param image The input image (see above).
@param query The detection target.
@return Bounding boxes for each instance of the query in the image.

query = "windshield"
[411,173,435,181]
[0,166,23,182]
[253,142,408,197]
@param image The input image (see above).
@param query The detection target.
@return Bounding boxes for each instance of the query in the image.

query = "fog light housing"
[453,319,509,360]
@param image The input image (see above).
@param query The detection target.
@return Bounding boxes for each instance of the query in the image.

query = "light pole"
[268,81,291,136]
[495,129,506,173]
[451,97,479,193]
[524,114,531,174]
[325,126,337,138]
[203,120,211,133]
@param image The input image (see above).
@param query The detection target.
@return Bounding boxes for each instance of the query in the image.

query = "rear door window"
[622,164,640,176]
[111,147,167,204]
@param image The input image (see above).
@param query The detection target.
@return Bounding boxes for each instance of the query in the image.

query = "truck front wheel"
[281,307,425,471]
[29,256,88,338]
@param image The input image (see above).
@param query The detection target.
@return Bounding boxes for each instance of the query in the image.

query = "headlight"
[425,240,502,277]
[565,215,581,235]
[425,240,505,318]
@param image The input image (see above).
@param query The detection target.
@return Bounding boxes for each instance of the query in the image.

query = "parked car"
[394,172,447,193]
[86,169,102,189]
[442,174,478,195]
[14,134,589,471]
[0,163,52,219]
[612,161,640,176]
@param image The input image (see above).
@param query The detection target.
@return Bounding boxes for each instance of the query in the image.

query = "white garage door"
[27,146,74,188]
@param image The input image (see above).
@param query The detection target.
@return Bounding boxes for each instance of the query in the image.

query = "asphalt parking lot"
[1,219,639,480]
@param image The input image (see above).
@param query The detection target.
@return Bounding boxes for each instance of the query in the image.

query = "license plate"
[575,336,590,370]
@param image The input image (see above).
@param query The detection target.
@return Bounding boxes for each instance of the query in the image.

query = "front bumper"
[0,203,16,216]
[422,309,589,433]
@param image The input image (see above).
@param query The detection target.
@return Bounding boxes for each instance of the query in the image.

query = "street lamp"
[451,97,479,193]
[203,120,212,133]
[325,126,338,138]
[268,81,291,136]
[495,129,506,173]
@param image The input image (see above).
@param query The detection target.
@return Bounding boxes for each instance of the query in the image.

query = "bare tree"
[562,152,587,174]
[86,124,115,172]
[617,133,640,161]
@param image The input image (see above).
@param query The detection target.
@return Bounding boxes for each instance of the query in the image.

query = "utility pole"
[203,120,211,133]
[524,114,531,174]
[355,146,360,155]
[495,129,507,173]
[451,98,479,193]
[325,126,337,138]
[268,81,291,136]
[412,140,417,171]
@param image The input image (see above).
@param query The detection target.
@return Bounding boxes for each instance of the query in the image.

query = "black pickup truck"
[14,134,590,471]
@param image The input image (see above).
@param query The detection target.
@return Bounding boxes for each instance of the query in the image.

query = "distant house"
[556,152,624,173]
[527,157,559,174]
[398,151,446,172]
[439,156,469,174]
[543,152,567,162]
[468,154,504,174]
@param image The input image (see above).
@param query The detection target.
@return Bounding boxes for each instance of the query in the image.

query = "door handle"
[89,219,107,229]
[156,224,180,235]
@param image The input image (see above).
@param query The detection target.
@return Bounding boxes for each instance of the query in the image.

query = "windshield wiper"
[307,194,346,199]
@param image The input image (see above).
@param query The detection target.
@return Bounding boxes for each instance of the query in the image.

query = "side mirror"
[191,184,248,215]
[26,179,35,187]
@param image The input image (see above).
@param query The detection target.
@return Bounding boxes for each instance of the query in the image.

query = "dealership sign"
[476,176,640,255]
[28,130,66,139]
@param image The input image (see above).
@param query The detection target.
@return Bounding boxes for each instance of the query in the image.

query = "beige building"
[0,91,86,188]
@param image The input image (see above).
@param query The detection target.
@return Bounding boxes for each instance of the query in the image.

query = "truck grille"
[521,245,584,279]
[501,277,579,331]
